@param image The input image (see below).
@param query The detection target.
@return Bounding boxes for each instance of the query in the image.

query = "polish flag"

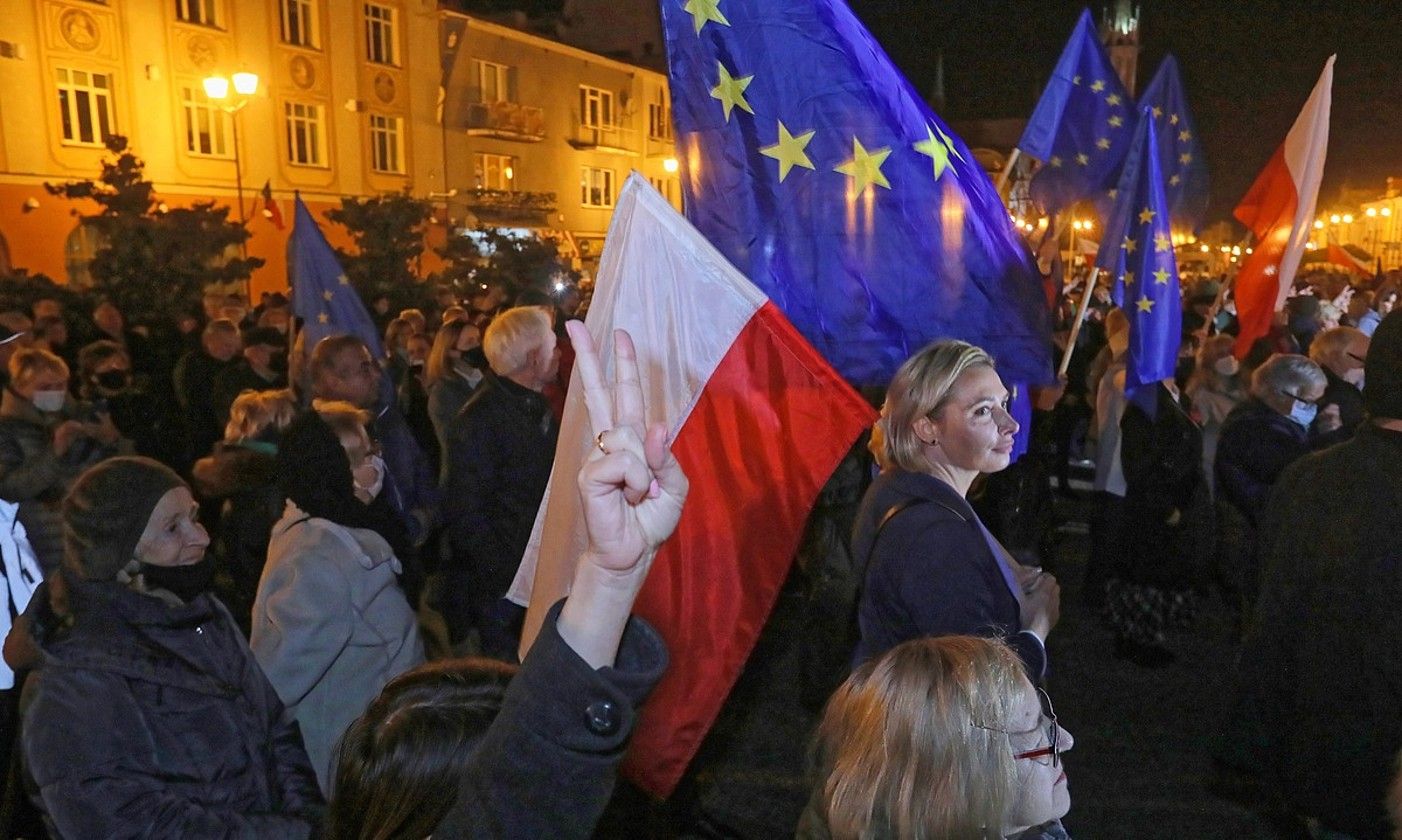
[1232,57,1334,358]
[1325,242,1372,278]
[509,174,875,797]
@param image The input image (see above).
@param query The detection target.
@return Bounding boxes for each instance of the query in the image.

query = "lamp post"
[203,72,259,254]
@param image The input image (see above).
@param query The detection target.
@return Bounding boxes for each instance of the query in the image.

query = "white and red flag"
[509,174,875,797]
[1232,56,1334,357]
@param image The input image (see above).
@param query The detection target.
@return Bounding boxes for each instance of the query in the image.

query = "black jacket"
[23,580,323,838]
[210,362,286,429]
[442,374,559,600]
[1224,425,1402,840]
[435,598,667,839]
[850,469,1047,681]
[1312,367,1366,448]
[1214,397,1311,527]
[174,350,237,458]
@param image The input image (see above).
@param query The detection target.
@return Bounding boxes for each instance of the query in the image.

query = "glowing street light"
[1314,220,1325,230]
[663,157,680,174]
[1367,207,1378,218]
[1343,213,1354,224]
[203,71,260,297]
[1383,207,1394,217]
[1330,214,1342,224]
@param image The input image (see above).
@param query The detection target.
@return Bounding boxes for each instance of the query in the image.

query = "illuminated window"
[364,3,397,66]
[284,101,326,167]
[65,222,107,287]
[581,167,615,208]
[181,86,231,157]
[55,67,115,147]
[176,0,219,27]
[473,153,515,191]
[280,0,318,48]
[369,114,403,174]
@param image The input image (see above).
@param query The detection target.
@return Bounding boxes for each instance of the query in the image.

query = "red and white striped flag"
[509,174,875,797]
[1232,56,1334,357]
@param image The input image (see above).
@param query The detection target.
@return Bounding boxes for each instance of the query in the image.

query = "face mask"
[140,557,215,603]
[1213,356,1240,377]
[353,454,386,501]
[268,351,289,374]
[31,389,66,413]
[1289,399,1317,429]
[95,370,130,391]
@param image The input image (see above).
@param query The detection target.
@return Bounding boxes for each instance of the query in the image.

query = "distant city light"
[1330,214,1342,224]
[1367,207,1378,217]
[663,157,680,174]
[1343,214,1354,224]
[1314,220,1325,229]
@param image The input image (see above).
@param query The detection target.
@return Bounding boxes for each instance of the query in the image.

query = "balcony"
[459,188,557,228]
[568,117,639,156]
[465,100,546,142]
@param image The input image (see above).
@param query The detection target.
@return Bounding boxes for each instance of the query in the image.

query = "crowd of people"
[0,255,1395,838]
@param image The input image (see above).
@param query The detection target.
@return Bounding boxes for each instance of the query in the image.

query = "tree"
[45,135,263,319]
[325,189,433,310]
[433,226,577,302]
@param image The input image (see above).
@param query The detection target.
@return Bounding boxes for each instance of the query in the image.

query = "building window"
[474,60,511,103]
[56,67,115,147]
[284,101,326,167]
[280,0,318,48]
[578,86,615,130]
[363,3,397,66]
[648,89,672,141]
[65,222,107,287]
[473,153,515,191]
[175,0,219,27]
[581,167,615,208]
[368,114,403,174]
[181,86,231,157]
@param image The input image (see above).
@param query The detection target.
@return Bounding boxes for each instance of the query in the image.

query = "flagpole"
[1058,267,1101,378]
[1205,273,1234,337]
[996,148,1022,197]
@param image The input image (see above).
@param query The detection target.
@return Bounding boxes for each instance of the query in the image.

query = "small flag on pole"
[1019,9,1135,215]
[509,175,875,798]
[1232,57,1334,358]
[261,180,285,231]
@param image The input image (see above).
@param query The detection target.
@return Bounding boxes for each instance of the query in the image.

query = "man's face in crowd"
[328,345,382,409]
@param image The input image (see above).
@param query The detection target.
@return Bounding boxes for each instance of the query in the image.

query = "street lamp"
[203,72,260,243]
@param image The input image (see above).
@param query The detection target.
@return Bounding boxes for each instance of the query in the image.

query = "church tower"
[1101,1,1140,96]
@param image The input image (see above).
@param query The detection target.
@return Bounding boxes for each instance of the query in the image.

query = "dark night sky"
[844,1,1402,226]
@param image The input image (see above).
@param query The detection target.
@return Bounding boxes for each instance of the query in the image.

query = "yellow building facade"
[0,0,679,300]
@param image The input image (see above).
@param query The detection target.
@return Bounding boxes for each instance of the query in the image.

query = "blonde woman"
[851,340,1059,680]
[805,635,1072,839]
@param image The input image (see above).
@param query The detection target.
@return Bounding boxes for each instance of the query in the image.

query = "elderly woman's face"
[1003,679,1073,834]
[135,487,209,568]
[919,365,1019,477]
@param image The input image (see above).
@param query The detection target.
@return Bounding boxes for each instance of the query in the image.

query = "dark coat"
[1117,385,1209,589]
[191,442,283,630]
[22,580,323,838]
[1312,367,1366,448]
[1223,425,1402,840]
[174,349,237,460]
[371,401,440,547]
[428,372,478,462]
[210,362,285,430]
[1214,397,1311,528]
[442,375,559,601]
[850,469,1047,681]
[434,598,667,839]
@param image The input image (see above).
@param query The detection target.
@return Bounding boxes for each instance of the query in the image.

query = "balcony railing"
[465,100,546,142]
[459,188,557,227]
[568,116,639,155]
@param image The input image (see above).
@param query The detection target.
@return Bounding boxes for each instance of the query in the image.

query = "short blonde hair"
[881,339,995,473]
[224,388,298,442]
[482,306,552,377]
[1308,325,1365,368]
[815,636,1025,840]
[9,347,69,388]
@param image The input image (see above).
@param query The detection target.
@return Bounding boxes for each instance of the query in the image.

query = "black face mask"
[268,351,289,374]
[140,557,215,603]
[95,371,130,391]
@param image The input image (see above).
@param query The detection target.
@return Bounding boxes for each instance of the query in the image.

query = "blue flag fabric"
[289,195,385,359]
[1019,9,1134,215]
[659,0,1051,388]
[1094,55,1208,233]
[1095,109,1181,402]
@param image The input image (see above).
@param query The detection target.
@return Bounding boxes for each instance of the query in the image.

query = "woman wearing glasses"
[802,635,1072,839]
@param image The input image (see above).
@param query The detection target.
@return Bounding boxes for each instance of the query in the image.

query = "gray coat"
[250,503,424,791]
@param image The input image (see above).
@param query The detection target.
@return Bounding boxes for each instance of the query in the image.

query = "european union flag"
[289,194,385,359]
[1094,108,1181,402]
[660,0,1051,388]
[1093,55,1209,233]
[1019,9,1134,215]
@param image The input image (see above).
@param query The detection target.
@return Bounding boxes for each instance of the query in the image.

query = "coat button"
[585,700,620,736]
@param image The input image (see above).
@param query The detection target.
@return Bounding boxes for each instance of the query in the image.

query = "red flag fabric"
[261,180,285,231]
[1232,57,1334,358]
[1325,242,1372,277]
[509,175,875,797]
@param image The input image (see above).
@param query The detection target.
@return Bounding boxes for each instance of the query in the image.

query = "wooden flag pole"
[1058,267,1101,378]
[996,148,1022,197]
[1205,273,1235,337]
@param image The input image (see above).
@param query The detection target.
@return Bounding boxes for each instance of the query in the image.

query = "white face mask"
[31,389,66,413]
[352,454,386,501]
[1213,356,1240,377]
